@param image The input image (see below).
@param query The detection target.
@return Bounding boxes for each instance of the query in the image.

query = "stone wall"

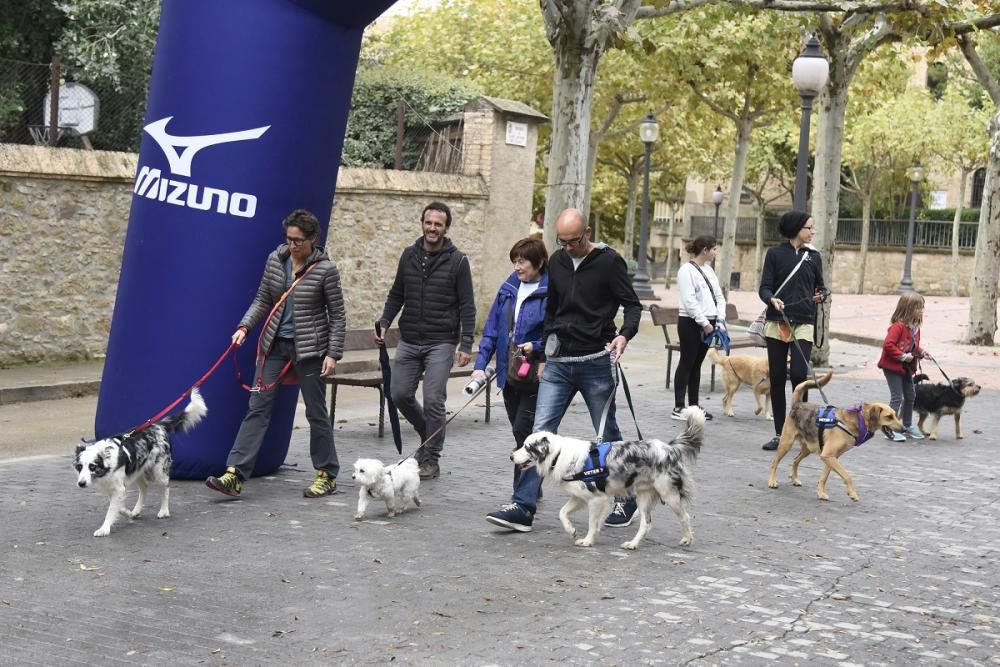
[0,96,543,367]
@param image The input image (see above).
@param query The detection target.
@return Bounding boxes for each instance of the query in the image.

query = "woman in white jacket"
[673,235,726,420]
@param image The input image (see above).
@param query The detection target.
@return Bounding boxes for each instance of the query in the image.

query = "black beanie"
[779,211,811,239]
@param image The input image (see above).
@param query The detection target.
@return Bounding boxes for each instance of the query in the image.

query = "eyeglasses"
[286,236,309,246]
[556,232,587,248]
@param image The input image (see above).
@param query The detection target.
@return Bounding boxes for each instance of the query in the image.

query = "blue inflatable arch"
[96,0,399,479]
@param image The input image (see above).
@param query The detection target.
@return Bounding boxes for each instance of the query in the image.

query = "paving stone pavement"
[2,362,998,665]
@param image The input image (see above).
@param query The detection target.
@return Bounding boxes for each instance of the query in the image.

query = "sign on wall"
[505,120,527,147]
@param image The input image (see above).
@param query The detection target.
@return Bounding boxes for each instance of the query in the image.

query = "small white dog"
[352,457,421,520]
[74,388,207,537]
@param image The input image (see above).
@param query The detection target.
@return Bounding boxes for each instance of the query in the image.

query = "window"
[971,168,986,208]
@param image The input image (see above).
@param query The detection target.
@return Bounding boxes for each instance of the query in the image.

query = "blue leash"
[700,326,731,354]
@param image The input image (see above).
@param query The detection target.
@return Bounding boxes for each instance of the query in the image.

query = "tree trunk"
[624,169,639,257]
[753,203,765,292]
[664,213,677,289]
[951,168,969,297]
[542,10,601,249]
[717,116,753,298]
[582,133,600,221]
[810,59,851,365]
[593,208,602,242]
[856,195,871,295]
[965,113,1000,345]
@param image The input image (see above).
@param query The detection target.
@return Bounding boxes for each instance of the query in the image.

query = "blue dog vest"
[563,442,612,492]
[816,405,873,451]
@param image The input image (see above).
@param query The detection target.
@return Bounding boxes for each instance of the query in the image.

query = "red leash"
[126,342,237,435]
[126,262,320,435]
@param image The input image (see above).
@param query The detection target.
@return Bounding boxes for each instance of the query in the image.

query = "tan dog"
[706,348,771,419]
[767,372,903,502]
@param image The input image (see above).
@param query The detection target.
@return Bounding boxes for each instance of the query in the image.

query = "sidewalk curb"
[0,380,101,406]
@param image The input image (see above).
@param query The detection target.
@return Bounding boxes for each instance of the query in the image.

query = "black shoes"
[762,436,780,451]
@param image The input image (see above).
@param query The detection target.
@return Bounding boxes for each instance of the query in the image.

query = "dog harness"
[562,442,612,492]
[816,404,873,451]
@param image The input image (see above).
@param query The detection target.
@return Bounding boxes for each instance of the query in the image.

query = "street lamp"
[632,113,659,300]
[711,186,724,268]
[898,161,923,293]
[712,185,724,239]
[791,34,829,211]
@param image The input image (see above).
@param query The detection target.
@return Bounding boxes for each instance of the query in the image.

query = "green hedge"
[342,66,480,169]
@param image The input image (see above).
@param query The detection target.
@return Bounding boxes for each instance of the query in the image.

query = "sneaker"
[671,407,686,421]
[903,425,924,440]
[762,436,780,451]
[693,406,714,421]
[418,460,440,480]
[885,430,906,442]
[206,467,242,497]
[303,470,337,498]
[486,503,533,532]
[605,497,637,527]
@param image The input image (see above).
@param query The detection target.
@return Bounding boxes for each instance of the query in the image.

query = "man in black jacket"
[376,202,476,479]
[486,208,643,532]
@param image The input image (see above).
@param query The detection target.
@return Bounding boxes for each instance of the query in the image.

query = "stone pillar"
[460,97,547,320]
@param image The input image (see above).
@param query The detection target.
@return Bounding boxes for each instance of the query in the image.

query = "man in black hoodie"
[486,208,643,532]
[376,202,476,479]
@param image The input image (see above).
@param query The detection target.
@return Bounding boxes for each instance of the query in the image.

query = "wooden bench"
[648,303,759,391]
[326,328,491,437]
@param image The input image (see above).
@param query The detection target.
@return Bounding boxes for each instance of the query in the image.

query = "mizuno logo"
[136,116,271,219]
[143,117,270,177]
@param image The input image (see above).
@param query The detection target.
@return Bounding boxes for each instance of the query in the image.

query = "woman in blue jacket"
[472,237,548,490]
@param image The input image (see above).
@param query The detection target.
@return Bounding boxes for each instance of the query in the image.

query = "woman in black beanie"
[758,211,827,450]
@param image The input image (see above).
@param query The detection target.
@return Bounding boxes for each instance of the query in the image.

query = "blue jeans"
[510,354,621,513]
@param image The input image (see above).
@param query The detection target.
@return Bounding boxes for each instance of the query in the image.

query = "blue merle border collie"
[74,388,207,537]
[512,407,705,551]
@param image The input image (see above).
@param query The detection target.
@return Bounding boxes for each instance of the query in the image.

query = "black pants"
[766,336,813,437]
[674,316,713,409]
[503,382,537,490]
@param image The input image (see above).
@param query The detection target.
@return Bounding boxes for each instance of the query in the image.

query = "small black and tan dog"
[913,374,981,441]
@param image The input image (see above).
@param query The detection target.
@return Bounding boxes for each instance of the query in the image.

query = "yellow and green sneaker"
[303,470,337,498]
[206,467,242,497]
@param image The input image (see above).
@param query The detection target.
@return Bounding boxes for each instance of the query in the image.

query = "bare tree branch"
[687,81,739,121]
[949,14,1000,36]
[637,0,913,20]
[958,33,1000,107]
[601,103,672,141]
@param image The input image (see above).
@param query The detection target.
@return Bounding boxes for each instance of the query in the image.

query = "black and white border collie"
[512,407,705,551]
[74,388,207,537]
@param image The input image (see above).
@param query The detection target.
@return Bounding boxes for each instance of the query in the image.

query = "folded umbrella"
[375,321,403,454]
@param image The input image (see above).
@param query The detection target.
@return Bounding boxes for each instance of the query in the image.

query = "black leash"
[595,351,643,441]
[928,357,953,385]
[776,297,831,405]
[396,368,496,467]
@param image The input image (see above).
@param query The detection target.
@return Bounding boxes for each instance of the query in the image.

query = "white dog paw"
[621,541,638,550]
[679,536,693,547]
[93,526,111,537]
[413,498,422,507]
[387,511,396,518]
[157,510,169,519]
[354,513,364,521]
[574,538,593,548]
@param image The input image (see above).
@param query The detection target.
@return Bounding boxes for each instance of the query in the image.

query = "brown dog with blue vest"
[767,372,903,502]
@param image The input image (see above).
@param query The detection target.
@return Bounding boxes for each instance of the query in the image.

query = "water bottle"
[464,366,496,395]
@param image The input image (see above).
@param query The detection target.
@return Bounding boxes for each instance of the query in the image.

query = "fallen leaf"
[272,629,295,637]
[159,587,175,592]
[211,648,222,654]
[601,594,615,600]
[126,650,137,656]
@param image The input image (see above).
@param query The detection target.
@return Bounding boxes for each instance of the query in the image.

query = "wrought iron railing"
[688,216,979,250]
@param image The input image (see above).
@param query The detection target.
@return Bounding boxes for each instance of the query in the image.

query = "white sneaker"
[885,430,906,442]
[671,407,686,421]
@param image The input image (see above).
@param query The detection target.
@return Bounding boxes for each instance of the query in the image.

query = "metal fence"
[690,215,979,250]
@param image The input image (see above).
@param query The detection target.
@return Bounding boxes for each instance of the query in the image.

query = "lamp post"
[791,34,829,211]
[898,161,923,294]
[711,186,724,268]
[712,186,724,239]
[632,113,659,300]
